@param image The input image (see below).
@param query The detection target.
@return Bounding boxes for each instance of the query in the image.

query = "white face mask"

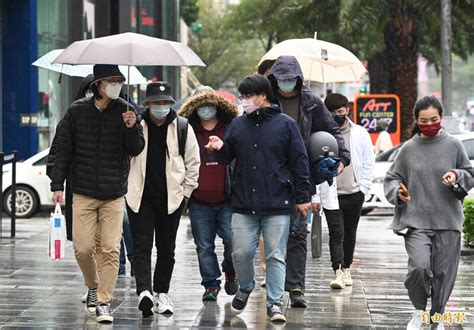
[150,104,170,119]
[102,82,123,99]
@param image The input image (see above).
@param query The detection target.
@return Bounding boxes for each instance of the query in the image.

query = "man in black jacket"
[50,64,145,323]
[267,55,350,308]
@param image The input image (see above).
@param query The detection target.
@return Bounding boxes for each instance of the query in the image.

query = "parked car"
[2,148,55,218]
[362,132,474,215]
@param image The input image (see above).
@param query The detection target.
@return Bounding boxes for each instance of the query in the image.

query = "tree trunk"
[368,51,389,94]
[385,0,420,142]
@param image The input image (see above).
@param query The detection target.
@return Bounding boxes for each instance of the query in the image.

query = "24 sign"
[354,94,401,145]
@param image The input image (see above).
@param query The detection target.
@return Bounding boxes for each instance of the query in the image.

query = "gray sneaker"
[267,305,286,322]
[85,288,97,313]
[96,304,113,323]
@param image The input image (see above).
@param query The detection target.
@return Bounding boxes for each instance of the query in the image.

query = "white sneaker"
[330,267,346,289]
[138,290,154,317]
[406,310,423,330]
[154,293,174,314]
[343,268,353,286]
[81,291,88,303]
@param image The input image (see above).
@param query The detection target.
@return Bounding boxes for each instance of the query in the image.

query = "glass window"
[37,0,70,151]
[33,156,48,166]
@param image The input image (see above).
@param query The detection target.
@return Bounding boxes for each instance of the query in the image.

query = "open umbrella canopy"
[33,49,147,84]
[259,38,366,83]
[53,32,206,67]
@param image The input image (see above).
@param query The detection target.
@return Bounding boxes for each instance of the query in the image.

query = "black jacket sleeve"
[287,121,311,204]
[50,110,75,192]
[214,123,236,165]
[46,123,60,180]
[123,119,145,157]
[310,99,351,166]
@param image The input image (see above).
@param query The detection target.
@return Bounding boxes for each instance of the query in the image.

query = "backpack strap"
[177,116,188,158]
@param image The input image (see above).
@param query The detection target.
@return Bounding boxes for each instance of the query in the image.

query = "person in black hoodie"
[178,90,239,301]
[50,64,145,323]
[267,55,351,308]
[206,75,311,323]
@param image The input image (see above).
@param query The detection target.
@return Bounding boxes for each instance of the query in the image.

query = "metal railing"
[0,151,17,238]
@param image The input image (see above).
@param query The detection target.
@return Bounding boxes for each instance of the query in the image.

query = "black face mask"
[333,115,347,126]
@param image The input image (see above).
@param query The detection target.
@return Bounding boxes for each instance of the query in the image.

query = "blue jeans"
[119,208,134,271]
[231,213,290,307]
[189,201,234,289]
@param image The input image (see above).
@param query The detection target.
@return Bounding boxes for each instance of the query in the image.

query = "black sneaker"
[289,289,307,308]
[267,305,286,322]
[96,303,113,323]
[138,290,154,317]
[231,289,251,314]
[202,287,219,301]
[85,288,97,314]
[224,272,238,295]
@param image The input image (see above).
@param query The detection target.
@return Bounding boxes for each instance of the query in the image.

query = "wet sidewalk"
[0,213,472,329]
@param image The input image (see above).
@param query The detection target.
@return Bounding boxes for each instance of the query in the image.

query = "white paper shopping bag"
[49,203,66,260]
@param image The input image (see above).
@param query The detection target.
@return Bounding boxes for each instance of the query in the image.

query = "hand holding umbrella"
[122,110,137,128]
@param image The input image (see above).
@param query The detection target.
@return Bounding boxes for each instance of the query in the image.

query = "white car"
[2,148,55,218]
[362,132,474,215]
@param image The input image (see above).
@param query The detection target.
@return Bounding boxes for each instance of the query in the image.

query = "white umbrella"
[32,49,147,84]
[259,37,366,83]
[53,32,205,66]
[53,32,206,111]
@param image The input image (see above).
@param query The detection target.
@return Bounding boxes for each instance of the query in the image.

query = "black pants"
[285,209,307,291]
[323,208,344,271]
[338,191,365,268]
[127,198,184,295]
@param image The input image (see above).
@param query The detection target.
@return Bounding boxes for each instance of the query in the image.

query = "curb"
[461,245,474,256]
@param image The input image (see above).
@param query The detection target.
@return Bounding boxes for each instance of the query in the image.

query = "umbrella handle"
[127,65,130,113]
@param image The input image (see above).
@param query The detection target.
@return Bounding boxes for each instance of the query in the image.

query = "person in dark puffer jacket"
[50,64,145,324]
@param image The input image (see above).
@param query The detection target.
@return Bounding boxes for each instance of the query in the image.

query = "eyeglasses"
[103,78,125,85]
[238,94,255,100]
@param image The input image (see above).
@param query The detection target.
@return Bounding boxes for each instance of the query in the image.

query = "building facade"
[0,0,180,160]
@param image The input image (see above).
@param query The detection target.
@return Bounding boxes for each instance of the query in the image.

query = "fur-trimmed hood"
[178,91,239,126]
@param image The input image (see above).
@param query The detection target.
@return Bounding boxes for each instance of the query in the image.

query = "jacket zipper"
[95,111,103,197]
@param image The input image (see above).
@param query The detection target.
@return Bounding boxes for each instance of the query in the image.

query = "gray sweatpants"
[404,229,461,315]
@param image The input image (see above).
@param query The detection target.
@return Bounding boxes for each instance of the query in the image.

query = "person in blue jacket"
[205,74,311,323]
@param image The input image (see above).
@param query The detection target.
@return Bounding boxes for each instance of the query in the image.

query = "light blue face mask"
[197,106,217,120]
[277,79,297,93]
[150,104,170,119]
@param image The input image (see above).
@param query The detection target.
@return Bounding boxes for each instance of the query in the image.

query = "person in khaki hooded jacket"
[126,82,200,317]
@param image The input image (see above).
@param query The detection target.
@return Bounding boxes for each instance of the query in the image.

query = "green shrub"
[463,198,474,246]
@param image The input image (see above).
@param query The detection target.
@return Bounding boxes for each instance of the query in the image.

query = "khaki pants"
[72,193,124,304]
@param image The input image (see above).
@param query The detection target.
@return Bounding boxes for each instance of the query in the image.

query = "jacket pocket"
[268,169,293,209]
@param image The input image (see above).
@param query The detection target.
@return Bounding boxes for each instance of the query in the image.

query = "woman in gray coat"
[384,96,473,330]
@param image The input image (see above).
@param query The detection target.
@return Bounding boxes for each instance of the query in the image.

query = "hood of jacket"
[267,55,304,92]
[178,91,239,126]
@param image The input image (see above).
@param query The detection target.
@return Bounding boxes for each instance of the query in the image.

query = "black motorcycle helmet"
[308,131,339,164]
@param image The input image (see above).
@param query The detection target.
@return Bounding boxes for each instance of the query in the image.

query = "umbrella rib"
[349,65,358,82]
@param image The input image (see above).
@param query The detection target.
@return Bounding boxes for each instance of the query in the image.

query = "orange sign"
[354,94,401,145]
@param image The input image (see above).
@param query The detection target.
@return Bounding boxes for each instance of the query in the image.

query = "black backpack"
[177,116,188,158]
